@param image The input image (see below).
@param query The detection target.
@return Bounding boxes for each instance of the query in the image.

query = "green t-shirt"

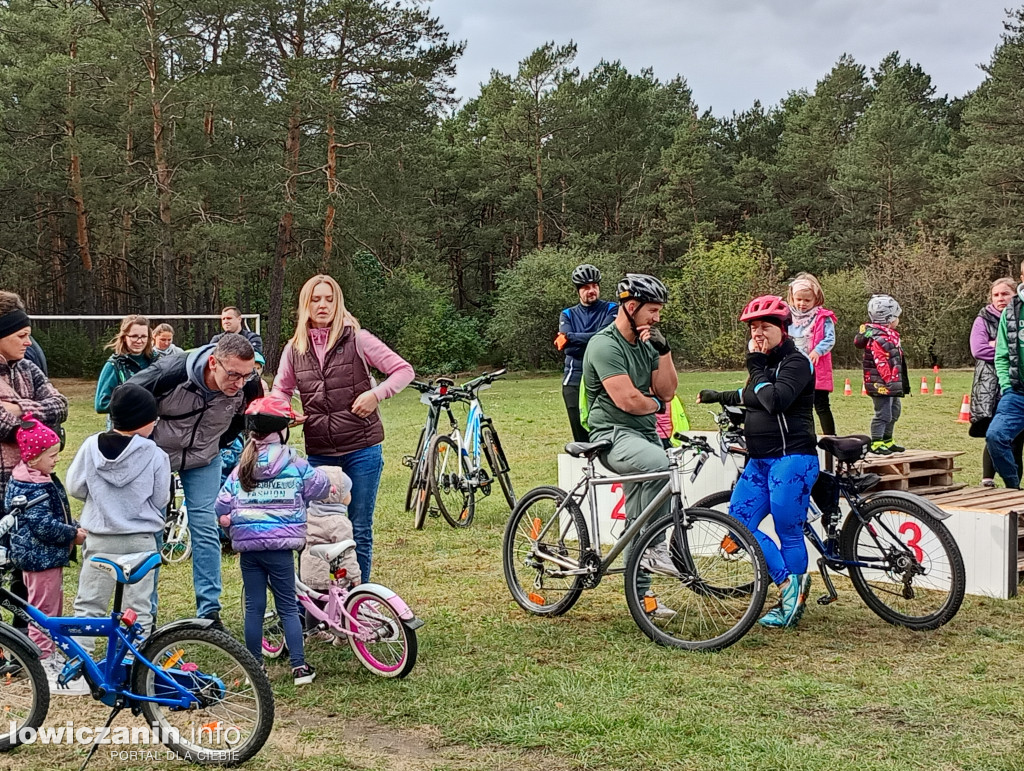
[582,323,660,438]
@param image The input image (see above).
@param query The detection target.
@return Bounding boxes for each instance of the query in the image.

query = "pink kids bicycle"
[241,540,423,679]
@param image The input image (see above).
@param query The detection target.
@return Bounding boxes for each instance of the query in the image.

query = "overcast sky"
[431,0,1014,115]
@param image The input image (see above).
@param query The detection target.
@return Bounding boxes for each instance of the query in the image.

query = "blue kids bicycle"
[0,494,274,767]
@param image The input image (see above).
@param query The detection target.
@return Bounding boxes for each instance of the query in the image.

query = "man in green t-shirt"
[582,274,678,601]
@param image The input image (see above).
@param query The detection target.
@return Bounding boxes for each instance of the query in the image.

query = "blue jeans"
[729,454,819,586]
[180,457,224,618]
[308,444,384,582]
[986,391,1024,488]
[240,550,305,669]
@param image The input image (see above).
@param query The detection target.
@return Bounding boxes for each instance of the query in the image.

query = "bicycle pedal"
[816,594,837,606]
[428,508,441,518]
[401,456,416,468]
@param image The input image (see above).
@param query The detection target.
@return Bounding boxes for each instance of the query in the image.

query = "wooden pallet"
[928,487,1024,581]
[855,449,965,495]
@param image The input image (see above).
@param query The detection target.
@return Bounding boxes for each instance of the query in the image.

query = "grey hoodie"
[66,433,171,535]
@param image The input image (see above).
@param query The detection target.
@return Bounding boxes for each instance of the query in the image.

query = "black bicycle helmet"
[617,274,669,305]
[571,264,602,288]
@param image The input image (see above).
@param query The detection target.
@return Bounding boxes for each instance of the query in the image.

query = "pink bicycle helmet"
[739,295,791,326]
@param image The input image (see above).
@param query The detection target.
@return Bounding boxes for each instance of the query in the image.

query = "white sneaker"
[639,544,680,577]
[642,592,677,620]
[46,658,90,696]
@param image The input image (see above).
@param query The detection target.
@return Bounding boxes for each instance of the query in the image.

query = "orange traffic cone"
[920,376,929,395]
[933,365,940,375]
[843,378,852,396]
[861,382,868,396]
[957,394,971,423]
[934,376,943,396]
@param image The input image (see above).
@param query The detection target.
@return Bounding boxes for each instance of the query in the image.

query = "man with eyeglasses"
[128,334,257,629]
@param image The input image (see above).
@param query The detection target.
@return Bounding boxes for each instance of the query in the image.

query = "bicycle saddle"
[817,435,871,463]
[565,439,612,459]
[89,551,162,585]
[309,540,355,562]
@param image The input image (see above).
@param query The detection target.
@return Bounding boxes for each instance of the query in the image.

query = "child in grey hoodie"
[67,384,170,642]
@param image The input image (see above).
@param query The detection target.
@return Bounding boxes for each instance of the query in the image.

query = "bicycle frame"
[533,444,710,576]
[294,576,422,641]
[0,581,202,709]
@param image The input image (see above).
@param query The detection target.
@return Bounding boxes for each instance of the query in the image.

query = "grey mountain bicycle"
[503,436,769,651]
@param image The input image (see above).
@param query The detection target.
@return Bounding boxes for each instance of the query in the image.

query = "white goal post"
[31,314,262,334]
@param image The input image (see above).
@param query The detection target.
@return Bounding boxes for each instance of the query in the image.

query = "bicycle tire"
[481,424,517,510]
[502,485,590,616]
[239,586,287,659]
[840,495,965,630]
[404,428,426,513]
[344,590,418,678]
[624,507,768,651]
[0,628,49,752]
[162,508,193,563]
[133,625,274,765]
[427,434,475,528]
[693,490,731,511]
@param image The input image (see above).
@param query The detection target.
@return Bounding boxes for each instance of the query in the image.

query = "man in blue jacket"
[556,264,616,442]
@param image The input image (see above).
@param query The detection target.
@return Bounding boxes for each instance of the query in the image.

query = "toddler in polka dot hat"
[16,413,60,462]
[4,413,85,689]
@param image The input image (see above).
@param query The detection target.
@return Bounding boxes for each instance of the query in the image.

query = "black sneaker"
[292,663,316,686]
[885,440,905,453]
[869,441,892,456]
[203,612,226,632]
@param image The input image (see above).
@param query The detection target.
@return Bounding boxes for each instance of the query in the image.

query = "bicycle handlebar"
[461,368,508,392]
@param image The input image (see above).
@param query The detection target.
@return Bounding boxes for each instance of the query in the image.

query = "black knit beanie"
[109,383,158,432]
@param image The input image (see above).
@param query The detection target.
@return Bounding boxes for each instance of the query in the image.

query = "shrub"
[661,234,782,368]
[488,246,627,368]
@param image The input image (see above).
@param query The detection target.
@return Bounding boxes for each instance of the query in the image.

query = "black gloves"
[648,328,671,356]
[699,389,721,404]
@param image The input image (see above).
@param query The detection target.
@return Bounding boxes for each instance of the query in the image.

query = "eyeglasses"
[215,357,258,383]
[126,335,149,342]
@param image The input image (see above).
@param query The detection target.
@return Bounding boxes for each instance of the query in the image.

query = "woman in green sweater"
[95,314,156,414]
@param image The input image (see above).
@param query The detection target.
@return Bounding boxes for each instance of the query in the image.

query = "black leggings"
[814,389,836,436]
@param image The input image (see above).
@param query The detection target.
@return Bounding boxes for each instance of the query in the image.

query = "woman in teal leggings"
[699,295,820,629]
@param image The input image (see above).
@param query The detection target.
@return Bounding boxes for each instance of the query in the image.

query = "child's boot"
[870,440,892,456]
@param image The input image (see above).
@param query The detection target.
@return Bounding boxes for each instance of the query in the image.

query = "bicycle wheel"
[404,427,426,513]
[344,590,418,679]
[0,628,49,752]
[624,507,768,651]
[412,469,431,530]
[840,495,965,630]
[502,485,590,616]
[133,625,274,765]
[428,435,475,528]
[481,424,517,510]
[162,508,192,563]
[239,586,287,659]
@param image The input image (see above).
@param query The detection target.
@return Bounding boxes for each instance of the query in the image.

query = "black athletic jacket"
[719,338,817,459]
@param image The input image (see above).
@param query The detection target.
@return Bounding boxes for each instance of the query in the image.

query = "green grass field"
[7,369,1024,771]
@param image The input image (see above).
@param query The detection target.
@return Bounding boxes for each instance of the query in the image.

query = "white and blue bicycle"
[425,369,516,528]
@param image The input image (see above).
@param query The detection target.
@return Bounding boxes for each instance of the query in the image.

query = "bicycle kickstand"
[78,703,124,771]
[816,557,839,606]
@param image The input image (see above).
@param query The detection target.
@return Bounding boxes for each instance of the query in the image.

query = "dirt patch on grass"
[7,699,570,771]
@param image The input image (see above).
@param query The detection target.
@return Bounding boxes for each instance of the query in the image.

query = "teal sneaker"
[758,602,785,628]
[777,573,811,628]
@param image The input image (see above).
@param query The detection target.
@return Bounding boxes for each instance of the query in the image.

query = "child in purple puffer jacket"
[216,397,329,686]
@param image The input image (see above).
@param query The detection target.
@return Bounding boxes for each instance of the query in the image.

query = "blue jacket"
[559,300,617,386]
[215,443,330,552]
[5,475,78,572]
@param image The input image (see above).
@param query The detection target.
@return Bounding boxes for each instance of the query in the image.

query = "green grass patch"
[8,369,1023,770]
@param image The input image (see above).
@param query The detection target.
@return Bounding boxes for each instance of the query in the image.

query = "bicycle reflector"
[121,608,138,627]
[439,384,448,395]
[333,567,348,580]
